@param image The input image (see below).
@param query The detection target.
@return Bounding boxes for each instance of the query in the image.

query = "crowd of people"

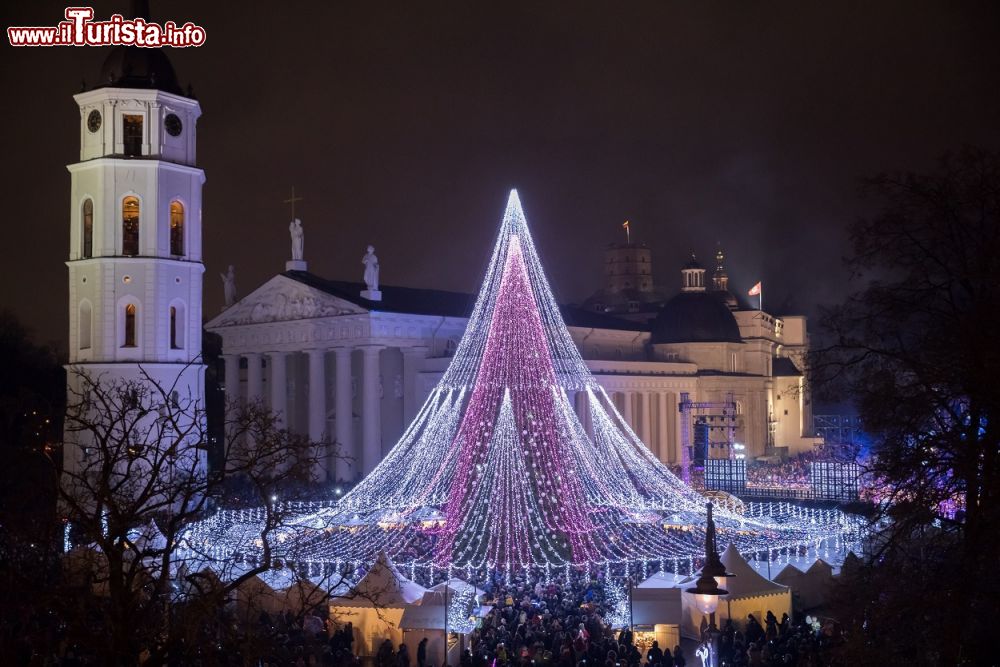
[5,563,848,667]
[345,567,847,667]
[709,612,843,666]
[744,455,812,492]
[465,570,690,667]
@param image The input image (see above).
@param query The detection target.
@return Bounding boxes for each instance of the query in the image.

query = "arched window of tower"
[170,201,184,256]
[170,302,186,350]
[122,196,140,256]
[81,199,93,259]
[123,303,137,348]
[123,114,143,157]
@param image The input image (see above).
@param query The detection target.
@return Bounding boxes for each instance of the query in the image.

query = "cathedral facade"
[207,245,819,483]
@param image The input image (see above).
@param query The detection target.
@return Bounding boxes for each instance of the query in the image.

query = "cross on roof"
[283,186,304,219]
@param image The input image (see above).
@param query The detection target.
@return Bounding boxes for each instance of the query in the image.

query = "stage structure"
[184,191,856,579]
[677,392,739,482]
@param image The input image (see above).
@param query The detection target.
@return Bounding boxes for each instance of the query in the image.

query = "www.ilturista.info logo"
[8,7,205,47]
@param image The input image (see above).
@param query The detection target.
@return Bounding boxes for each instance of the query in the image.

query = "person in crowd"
[418,637,429,667]
[764,611,778,641]
[646,640,663,665]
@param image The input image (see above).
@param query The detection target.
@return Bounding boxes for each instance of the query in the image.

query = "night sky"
[2,1,999,349]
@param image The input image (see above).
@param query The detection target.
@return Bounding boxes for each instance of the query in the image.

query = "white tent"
[400,595,451,667]
[773,558,834,611]
[632,573,685,651]
[329,552,428,657]
[773,563,804,590]
[232,572,285,620]
[400,586,486,667]
[680,544,792,639]
[430,578,486,601]
[637,571,687,589]
[128,519,169,554]
[281,577,335,613]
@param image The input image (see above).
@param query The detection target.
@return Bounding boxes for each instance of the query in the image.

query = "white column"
[573,390,586,424]
[672,392,684,464]
[657,392,669,463]
[622,391,635,432]
[334,346,354,481]
[222,354,241,407]
[583,388,594,437]
[268,352,287,428]
[221,353,242,472]
[245,353,263,405]
[361,345,384,476]
[307,348,328,482]
[640,391,652,450]
[401,346,428,424]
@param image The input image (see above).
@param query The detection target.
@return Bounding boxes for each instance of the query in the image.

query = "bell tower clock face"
[164,113,183,137]
[87,109,102,133]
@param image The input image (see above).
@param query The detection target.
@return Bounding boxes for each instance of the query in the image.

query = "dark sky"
[2,1,999,349]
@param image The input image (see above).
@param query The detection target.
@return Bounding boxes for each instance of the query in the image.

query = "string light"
[447,585,477,634]
[182,190,860,578]
[603,578,630,629]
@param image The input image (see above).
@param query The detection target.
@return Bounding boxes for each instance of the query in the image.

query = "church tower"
[711,246,729,292]
[711,246,738,309]
[64,35,205,478]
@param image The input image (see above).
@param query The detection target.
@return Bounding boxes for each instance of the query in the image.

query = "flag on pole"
[748,281,762,296]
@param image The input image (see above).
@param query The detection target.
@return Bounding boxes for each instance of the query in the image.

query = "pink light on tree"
[440,233,597,566]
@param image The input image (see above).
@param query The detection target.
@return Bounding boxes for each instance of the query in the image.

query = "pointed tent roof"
[806,558,834,576]
[839,551,862,577]
[399,600,448,630]
[638,570,687,589]
[772,563,804,586]
[430,578,486,600]
[331,552,426,607]
[720,543,789,599]
[129,519,168,553]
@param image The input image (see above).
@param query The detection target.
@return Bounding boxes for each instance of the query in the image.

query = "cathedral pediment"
[207,275,366,328]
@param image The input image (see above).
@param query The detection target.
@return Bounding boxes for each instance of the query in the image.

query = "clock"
[164,113,182,137]
[87,109,101,133]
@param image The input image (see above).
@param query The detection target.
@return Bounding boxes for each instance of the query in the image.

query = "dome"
[651,291,742,344]
[682,255,704,271]
[95,46,184,96]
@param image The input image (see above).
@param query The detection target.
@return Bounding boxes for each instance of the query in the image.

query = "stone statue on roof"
[289,218,304,261]
[362,245,380,292]
[220,265,237,307]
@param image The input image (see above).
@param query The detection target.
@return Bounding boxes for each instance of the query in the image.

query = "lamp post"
[444,580,449,667]
[627,570,634,634]
[686,502,734,667]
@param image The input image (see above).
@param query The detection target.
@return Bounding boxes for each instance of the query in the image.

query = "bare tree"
[51,362,354,665]
[812,147,1000,665]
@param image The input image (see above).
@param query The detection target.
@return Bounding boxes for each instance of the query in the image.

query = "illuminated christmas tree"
[187,191,853,575]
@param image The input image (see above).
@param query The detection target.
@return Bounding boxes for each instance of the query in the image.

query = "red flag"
[748,281,762,296]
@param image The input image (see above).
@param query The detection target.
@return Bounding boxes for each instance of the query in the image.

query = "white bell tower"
[64,40,206,478]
